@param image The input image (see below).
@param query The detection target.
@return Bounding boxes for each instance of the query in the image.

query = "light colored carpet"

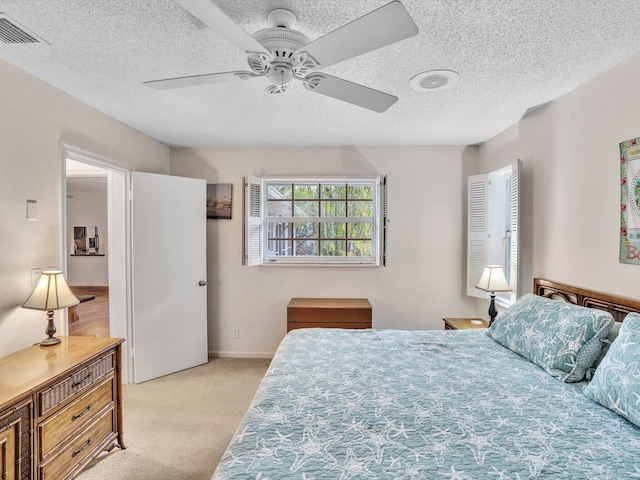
[78,358,271,480]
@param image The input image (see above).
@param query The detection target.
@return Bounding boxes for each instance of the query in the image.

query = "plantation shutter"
[509,160,521,300]
[467,174,488,297]
[376,174,387,266]
[243,176,263,266]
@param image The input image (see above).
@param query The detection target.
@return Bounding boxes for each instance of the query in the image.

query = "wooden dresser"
[287,298,372,332]
[0,336,125,480]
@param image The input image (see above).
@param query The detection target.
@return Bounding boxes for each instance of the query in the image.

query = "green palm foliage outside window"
[267,181,375,258]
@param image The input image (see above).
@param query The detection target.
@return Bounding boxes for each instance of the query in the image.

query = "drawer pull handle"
[71,403,92,421]
[72,437,92,457]
[71,372,92,388]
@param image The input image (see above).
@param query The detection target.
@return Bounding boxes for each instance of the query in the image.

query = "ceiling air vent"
[0,13,48,44]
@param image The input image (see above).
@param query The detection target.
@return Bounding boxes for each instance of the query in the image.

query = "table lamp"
[22,270,79,346]
[475,265,511,325]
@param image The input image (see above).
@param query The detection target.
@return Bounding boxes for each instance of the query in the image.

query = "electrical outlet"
[31,268,41,288]
[232,328,240,340]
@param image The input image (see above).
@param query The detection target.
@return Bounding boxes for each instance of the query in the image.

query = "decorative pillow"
[487,293,614,382]
[585,321,622,379]
[584,312,640,428]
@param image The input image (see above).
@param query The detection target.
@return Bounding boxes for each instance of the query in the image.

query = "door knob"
[199,280,207,286]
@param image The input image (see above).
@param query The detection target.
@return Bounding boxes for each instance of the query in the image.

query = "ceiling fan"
[144,0,419,113]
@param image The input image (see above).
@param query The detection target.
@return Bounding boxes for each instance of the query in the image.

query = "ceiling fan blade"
[302,73,398,113]
[294,1,418,69]
[144,71,259,90]
[174,0,269,55]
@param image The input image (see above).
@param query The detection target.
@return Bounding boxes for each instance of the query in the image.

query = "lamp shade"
[475,265,511,293]
[22,270,79,311]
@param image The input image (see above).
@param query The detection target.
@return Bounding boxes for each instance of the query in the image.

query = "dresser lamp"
[22,270,79,346]
[475,265,511,325]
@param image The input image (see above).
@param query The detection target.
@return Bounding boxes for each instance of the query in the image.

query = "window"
[244,176,386,266]
[467,160,520,306]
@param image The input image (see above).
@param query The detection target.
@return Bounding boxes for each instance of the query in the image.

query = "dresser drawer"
[287,307,372,323]
[39,405,116,480]
[38,352,114,416]
[38,376,115,460]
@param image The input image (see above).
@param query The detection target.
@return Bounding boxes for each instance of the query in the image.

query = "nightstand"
[443,317,489,330]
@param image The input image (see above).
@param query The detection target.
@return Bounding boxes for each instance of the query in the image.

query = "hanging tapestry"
[620,136,640,264]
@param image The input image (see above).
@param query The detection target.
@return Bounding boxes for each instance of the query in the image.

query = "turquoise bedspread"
[212,328,640,479]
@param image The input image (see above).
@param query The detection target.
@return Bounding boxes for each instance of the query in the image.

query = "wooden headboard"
[534,278,640,323]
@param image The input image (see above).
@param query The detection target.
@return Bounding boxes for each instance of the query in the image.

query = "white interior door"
[131,172,207,383]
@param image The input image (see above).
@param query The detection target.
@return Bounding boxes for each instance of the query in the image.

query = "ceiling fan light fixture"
[409,69,460,92]
[152,0,419,112]
[267,64,294,87]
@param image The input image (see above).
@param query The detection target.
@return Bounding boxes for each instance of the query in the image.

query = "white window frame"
[467,160,520,306]
[244,175,387,266]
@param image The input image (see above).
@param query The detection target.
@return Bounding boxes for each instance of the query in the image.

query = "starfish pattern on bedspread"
[212,328,640,479]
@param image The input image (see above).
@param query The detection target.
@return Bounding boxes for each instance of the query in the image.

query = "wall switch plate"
[31,268,41,288]
[26,199,37,221]
[232,328,239,340]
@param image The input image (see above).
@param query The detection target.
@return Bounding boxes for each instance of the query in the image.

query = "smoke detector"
[409,69,460,92]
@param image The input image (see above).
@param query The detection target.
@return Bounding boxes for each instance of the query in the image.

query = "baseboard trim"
[209,350,274,359]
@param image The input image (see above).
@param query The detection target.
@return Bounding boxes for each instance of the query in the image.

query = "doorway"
[61,145,131,382]
[66,163,109,337]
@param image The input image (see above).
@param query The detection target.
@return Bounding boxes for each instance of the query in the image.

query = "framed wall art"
[620,136,640,264]
[207,183,232,220]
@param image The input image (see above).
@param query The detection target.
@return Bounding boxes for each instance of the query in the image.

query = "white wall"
[170,146,478,357]
[0,60,170,357]
[66,189,108,286]
[471,50,640,317]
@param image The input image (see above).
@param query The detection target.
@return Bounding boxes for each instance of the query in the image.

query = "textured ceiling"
[1,0,640,147]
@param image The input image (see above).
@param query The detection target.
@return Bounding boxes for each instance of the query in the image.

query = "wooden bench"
[68,294,95,322]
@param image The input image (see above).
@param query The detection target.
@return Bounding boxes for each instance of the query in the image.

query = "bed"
[212,279,640,479]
